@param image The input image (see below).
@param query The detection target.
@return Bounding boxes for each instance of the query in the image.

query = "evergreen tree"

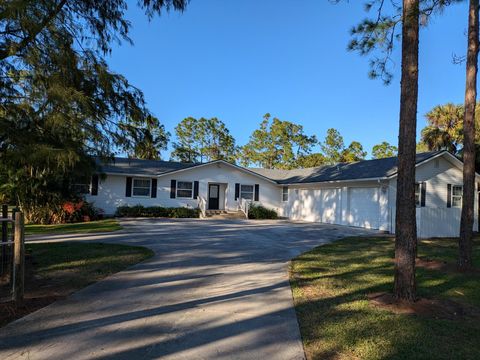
[0,0,188,222]
[240,114,317,169]
[459,0,479,271]
[341,141,367,162]
[372,141,398,158]
[171,117,237,163]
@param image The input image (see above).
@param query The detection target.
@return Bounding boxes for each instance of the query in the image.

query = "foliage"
[341,141,367,162]
[240,113,317,169]
[0,0,187,223]
[25,219,121,235]
[345,0,458,84]
[294,153,326,168]
[115,205,200,218]
[61,200,103,223]
[419,103,480,169]
[291,236,480,359]
[320,128,344,164]
[127,116,170,160]
[171,117,237,163]
[420,103,480,153]
[248,204,278,220]
[321,128,366,164]
[372,141,398,158]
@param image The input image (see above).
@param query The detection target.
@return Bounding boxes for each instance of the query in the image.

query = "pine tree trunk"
[394,0,419,302]
[459,0,479,272]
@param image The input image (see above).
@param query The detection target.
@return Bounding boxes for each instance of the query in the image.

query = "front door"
[208,184,220,210]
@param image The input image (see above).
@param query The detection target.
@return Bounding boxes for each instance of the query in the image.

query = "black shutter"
[235,183,240,200]
[170,180,177,198]
[447,184,452,208]
[420,182,426,207]
[151,179,157,198]
[254,184,259,201]
[193,181,199,198]
[126,177,132,197]
[91,174,99,196]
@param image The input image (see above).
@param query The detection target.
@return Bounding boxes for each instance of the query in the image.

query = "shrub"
[115,205,199,218]
[61,200,102,223]
[248,204,278,220]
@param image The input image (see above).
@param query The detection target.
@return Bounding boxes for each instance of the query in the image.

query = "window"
[73,183,90,195]
[240,185,254,200]
[415,183,421,207]
[133,178,151,197]
[282,186,289,202]
[177,181,193,198]
[452,185,463,208]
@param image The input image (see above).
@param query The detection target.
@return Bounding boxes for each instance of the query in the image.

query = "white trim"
[387,151,480,180]
[132,178,151,198]
[451,184,463,208]
[176,180,194,199]
[156,160,279,184]
[240,184,255,200]
[284,176,387,186]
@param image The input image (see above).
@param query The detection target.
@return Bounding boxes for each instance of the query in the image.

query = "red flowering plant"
[61,200,100,223]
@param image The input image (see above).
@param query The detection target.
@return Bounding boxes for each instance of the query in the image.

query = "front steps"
[203,210,246,220]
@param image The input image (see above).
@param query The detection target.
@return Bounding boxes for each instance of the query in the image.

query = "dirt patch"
[415,257,455,272]
[0,254,75,327]
[416,257,480,275]
[368,292,480,320]
[0,295,65,327]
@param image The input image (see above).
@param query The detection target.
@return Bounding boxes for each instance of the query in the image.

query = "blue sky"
[107,0,468,159]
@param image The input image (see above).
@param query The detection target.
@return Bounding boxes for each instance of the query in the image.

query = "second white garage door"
[295,188,340,223]
[347,187,380,229]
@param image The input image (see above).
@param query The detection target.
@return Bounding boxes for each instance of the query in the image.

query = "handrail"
[237,198,250,219]
[197,196,207,218]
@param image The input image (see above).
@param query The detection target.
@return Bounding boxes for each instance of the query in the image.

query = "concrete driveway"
[0,219,377,360]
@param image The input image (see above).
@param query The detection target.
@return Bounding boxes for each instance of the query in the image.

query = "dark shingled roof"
[98,157,195,176]
[248,151,444,184]
[97,151,446,183]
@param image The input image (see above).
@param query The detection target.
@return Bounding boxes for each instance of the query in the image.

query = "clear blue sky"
[107,0,468,159]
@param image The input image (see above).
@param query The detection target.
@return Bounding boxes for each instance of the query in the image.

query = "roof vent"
[434,159,439,168]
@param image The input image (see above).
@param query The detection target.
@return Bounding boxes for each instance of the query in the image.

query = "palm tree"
[421,104,464,153]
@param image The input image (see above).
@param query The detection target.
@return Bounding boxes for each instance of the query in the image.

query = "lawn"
[290,237,480,360]
[25,219,122,235]
[0,242,153,326]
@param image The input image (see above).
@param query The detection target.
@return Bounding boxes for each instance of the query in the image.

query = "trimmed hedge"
[248,204,278,220]
[115,205,200,218]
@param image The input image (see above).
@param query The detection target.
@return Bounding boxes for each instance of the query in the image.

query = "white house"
[83,151,479,238]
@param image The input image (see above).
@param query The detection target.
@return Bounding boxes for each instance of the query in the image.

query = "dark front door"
[208,184,220,210]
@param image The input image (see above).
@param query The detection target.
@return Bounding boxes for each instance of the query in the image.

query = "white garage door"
[295,188,340,224]
[348,187,380,229]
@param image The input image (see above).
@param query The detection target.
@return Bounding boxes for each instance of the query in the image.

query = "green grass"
[290,237,480,360]
[26,242,154,289]
[25,219,122,235]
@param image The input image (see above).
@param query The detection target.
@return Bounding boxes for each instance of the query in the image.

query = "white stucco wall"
[86,162,282,215]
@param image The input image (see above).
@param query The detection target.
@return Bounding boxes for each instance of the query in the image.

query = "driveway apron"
[0,219,377,359]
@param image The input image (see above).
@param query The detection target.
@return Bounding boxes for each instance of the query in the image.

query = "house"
[82,151,479,238]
